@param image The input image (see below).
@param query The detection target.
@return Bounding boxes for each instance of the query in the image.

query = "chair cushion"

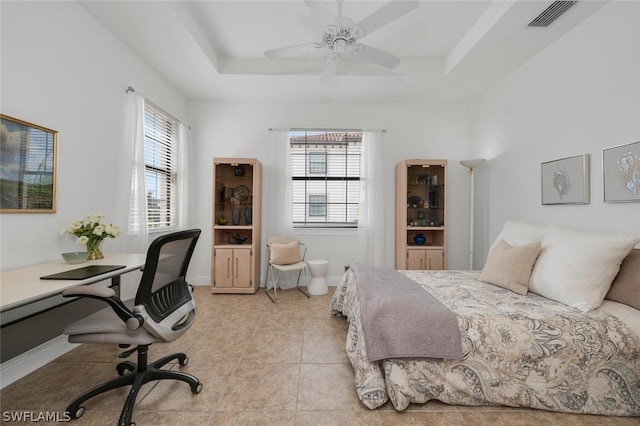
[271,261,307,272]
[64,302,157,345]
[269,240,302,265]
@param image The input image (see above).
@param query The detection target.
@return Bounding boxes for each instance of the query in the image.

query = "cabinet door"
[407,249,444,270]
[425,249,444,270]
[406,250,426,270]
[214,248,234,288]
[232,248,252,288]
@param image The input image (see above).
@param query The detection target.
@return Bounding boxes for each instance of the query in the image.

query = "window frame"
[143,102,179,232]
[289,129,362,229]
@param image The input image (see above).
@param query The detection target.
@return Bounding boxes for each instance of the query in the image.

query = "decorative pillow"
[479,240,541,295]
[529,226,640,312]
[488,220,548,255]
[605,249,640,310]
[269,241,302,265]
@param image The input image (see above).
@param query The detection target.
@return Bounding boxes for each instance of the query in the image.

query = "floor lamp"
[460,159,486,270]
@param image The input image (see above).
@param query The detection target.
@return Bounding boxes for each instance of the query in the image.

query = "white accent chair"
[263,236,309,302]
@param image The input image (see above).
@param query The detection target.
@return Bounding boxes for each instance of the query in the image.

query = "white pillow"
[488,220,548,255]
[529,226,640,312]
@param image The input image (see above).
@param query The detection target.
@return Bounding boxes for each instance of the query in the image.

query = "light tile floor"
[2,287,639,425]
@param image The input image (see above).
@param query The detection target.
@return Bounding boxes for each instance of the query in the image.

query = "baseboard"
[189,275,211,286]
[0,335,78,389]
[190,276,341,287]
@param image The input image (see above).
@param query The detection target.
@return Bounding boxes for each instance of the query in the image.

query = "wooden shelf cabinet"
[395,159,447,270]
[211,158,261,293]
[213,247,252,289]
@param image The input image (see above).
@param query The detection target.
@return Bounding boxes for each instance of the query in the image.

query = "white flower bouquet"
[60,213,123,259]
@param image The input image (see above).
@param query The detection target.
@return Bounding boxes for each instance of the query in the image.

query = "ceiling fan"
[264,0,419,82]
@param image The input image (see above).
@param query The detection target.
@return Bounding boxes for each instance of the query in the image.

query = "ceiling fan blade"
[305,0,339,30]
[355,0,418,38]
[265,43,319,59]
[320,55,338,83]
[350,44,400,69]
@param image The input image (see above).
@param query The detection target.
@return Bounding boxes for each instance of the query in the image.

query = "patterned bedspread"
[330,269,640,416]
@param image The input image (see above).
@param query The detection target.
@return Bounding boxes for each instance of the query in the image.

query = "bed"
[330,222,640,416]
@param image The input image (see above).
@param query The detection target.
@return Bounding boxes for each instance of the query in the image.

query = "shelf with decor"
[211,158,261,293]
[395,159,447,270]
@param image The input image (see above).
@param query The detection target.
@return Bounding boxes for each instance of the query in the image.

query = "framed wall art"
[603,141,640,203]
[0,114,58,213]
[541,153,590,205]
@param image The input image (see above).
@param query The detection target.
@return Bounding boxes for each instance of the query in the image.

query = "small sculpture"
[228,233,249,244]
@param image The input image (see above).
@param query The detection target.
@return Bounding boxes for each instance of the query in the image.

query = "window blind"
[144,103,178,230]
[289,130,362,228]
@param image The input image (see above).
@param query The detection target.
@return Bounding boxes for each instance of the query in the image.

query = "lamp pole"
[460,159,486,270]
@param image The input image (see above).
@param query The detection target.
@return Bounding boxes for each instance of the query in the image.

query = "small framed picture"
[1,114,58,213]
[603,141,640,203]
[541,154,590,205]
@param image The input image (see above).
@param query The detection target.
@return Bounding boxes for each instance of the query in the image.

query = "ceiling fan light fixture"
[351,44,364,55]
[266,0,418,81]
[333,39,348,54]
[351,26,365,39]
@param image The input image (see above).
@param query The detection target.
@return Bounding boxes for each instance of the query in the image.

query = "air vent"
[528,1,578,27]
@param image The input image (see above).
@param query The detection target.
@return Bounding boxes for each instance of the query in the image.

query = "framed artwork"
[0,114,58,213]
[603,141,640,203]
[541,153,590,205]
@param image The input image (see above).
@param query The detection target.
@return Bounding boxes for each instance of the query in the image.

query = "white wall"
[470,1,640,267]
[187,100,473,284]
[0,2,189,272]
[0,1,474,288]
[5,1,636,286]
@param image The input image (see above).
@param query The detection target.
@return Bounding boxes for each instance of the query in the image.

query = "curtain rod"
[269,127,386,133]
[125,85,190,129]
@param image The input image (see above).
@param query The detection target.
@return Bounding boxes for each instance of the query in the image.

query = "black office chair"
[62,229,202,426]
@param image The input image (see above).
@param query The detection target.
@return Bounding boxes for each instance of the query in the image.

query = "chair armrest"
[63,285,116,298]
[62,285,144,330]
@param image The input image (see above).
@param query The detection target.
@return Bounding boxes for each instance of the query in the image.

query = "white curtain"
[358,130,387,267]
[268,129,293,237]
[121,92,149,253]
[264,129,298,289]
[177,122,189,230]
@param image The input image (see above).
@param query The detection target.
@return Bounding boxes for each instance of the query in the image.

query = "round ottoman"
[307,259,329,295]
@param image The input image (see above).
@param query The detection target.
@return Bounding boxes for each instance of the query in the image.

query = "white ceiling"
[80,0,607,102]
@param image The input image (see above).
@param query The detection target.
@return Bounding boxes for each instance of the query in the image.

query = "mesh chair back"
[134,229,200,340]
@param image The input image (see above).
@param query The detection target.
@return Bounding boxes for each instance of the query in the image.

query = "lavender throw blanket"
[350,263,463,362]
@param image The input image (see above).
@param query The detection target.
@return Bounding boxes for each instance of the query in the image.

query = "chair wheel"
[179,357,189,367]
[72,407,85,419]
[193,382,203,394]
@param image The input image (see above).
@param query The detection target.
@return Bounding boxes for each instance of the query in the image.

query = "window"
[308,194,327,217]
[143,103,178,230]
[290,130,362,228]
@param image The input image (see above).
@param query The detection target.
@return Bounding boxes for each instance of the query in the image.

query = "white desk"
[0,254,146,326]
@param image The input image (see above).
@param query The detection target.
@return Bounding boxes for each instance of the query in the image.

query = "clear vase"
[86,239,104,260]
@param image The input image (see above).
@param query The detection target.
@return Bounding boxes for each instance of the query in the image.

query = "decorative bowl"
[62,252,89,264]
